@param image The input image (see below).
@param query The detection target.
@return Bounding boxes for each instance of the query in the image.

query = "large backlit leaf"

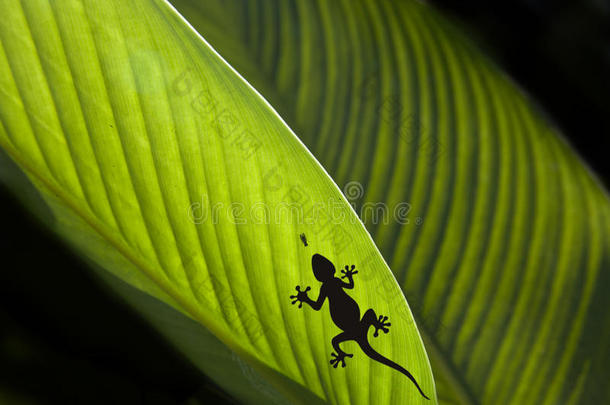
[0,0,436,403]
[169,0,610,403]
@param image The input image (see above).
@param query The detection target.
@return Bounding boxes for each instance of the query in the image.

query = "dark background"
[1,1,608,404]
[431,0,610,187]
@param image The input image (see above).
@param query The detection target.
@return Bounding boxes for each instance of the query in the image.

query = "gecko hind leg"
[361,309,391,337]
[330,332,353,368]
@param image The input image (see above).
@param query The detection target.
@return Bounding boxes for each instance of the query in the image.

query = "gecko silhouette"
[290,253,429,400]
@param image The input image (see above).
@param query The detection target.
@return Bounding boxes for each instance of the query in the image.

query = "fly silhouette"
[290,253,429,400]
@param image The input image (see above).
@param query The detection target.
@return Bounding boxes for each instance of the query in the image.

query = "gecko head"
[312,253,335,282]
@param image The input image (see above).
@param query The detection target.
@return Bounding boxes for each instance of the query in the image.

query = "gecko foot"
[330,351,353,368]
[290,286,311,308]
[373,315,391,337]
[341,265,358,279]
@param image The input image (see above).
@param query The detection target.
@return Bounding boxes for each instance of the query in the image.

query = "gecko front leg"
[290,285,327,310]
[290,286,311,308]
[340,265,358,289]
[341,265,358,280]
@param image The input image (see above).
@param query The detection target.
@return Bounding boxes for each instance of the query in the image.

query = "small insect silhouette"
[300,233,308,247]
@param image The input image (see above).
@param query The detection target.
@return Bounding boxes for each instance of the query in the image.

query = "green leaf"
[0,0,436,404]
[168,0,610,404]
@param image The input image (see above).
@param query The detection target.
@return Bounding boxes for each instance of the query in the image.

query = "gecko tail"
[358,339,430,400]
